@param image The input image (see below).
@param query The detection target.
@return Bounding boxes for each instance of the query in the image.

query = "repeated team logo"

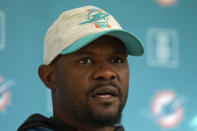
[156,0,178,6]
[80,8,111,28]
[151,90,184,129]
[0,11,5,50]
[146,27,179,68]
[0,75,15,112]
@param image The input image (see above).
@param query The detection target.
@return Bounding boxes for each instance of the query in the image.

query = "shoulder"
[17,114,53,131]
[18,113,77,131]
[24,127,54,131]
[26,127,54,131]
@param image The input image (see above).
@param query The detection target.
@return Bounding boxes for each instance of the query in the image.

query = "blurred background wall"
[0,0,196,130]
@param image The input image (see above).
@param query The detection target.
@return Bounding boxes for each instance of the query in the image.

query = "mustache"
[86,82,122,98]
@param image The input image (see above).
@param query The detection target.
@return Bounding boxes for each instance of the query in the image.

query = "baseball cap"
[44,5,144,65]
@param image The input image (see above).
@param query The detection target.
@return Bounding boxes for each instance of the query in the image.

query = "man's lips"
[91,86,119,98]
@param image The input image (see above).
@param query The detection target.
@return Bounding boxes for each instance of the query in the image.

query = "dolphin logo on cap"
[80,8,111,28]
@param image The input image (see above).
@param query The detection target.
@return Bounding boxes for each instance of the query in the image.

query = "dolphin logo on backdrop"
[0,11,6,50]
[80,8,111,28]
[157,0,178,6]
[0,75,15,112]
[151,90,184,129]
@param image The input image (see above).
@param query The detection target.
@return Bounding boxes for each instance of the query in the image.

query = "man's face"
[53,35,129,127]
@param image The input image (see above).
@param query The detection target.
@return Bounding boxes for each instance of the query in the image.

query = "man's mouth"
[92,87,118,97]
[91,86,120,102]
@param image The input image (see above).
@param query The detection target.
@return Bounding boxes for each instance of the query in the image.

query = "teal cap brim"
[61,29,144,56]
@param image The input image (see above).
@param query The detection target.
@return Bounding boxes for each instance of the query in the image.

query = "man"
[18,5,144,131]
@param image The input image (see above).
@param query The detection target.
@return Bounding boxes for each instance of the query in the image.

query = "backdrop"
[0,0,196,131]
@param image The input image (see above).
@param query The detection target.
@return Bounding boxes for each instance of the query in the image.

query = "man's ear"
[38,65,56,89]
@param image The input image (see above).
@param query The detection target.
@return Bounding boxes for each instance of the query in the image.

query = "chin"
[80,103,122,127]
[89,110,122,127]
[96,105,120,116]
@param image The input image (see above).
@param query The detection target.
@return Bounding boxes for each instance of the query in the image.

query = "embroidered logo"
[80,8,111,28]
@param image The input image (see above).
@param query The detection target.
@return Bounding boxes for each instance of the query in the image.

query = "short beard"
[73,82,124,128]
[81,100,122,128]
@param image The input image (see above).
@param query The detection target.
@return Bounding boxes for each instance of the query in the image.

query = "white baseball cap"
[44,5,144,65]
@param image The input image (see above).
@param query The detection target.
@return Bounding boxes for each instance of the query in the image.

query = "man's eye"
[79,58,92,64]
[110,57,124,64]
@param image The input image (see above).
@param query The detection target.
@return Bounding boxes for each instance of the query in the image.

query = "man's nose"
[92,64,117,81]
